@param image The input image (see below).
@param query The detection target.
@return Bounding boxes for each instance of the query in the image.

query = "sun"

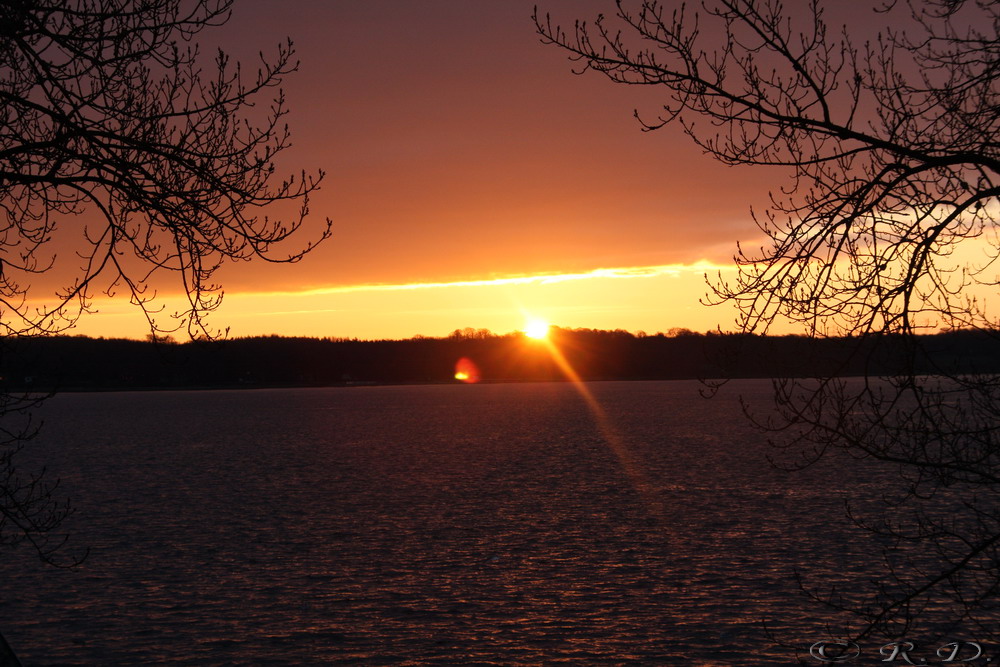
[524,319,550,340]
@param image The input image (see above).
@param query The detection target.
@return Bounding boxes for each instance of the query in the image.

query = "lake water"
[0,381,931,664]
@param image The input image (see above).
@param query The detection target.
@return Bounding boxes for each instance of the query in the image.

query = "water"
[0,381,920,664]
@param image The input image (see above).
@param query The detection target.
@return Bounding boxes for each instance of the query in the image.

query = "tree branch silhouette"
[538,0,1000,641]
[0,1,331,658]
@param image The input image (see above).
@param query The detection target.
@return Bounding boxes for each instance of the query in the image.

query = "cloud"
[280,261,732,297]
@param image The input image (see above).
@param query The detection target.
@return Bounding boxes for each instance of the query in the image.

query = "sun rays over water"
[453,322,667,523]
[532,329,667,524]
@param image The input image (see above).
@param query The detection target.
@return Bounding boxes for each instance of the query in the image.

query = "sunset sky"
[67,0,803,340]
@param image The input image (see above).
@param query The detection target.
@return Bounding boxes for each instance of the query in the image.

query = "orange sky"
[59,1,801,340]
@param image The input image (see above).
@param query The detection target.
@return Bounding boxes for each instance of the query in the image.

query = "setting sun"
[524,319,550,339]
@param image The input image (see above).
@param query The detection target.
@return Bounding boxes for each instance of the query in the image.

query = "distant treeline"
[2,327,999,391]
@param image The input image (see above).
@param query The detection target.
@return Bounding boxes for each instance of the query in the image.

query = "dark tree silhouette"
[0,1,329,658]
[0,0,330,336]
[537,0,1000,643]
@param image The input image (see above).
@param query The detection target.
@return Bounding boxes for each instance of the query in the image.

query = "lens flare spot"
[454,357,480,383]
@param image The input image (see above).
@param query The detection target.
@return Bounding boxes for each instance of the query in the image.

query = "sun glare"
[524,319,550,339]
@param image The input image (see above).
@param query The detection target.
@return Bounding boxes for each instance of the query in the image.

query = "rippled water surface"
[2,381,901,664]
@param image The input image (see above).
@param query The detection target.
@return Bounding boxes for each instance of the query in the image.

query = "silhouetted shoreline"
[4,328,998,392]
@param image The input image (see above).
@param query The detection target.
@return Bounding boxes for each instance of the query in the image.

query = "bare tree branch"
[0,4,331,658]
[539,0,1000,641]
